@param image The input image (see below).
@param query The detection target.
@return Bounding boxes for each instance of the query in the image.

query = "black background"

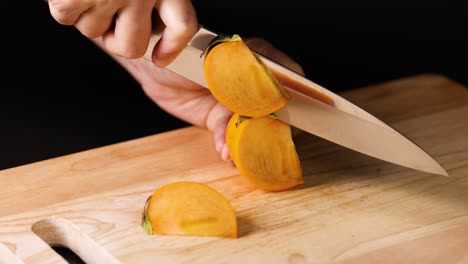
[3,2,467,169]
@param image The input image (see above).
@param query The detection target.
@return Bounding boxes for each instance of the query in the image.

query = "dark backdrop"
[3,1,467,170]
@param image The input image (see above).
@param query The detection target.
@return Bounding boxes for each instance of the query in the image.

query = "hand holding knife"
[46,0,447,176]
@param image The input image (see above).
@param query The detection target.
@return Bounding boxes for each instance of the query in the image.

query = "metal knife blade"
[142,26,448,176]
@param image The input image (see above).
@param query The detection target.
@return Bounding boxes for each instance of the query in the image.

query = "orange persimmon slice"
[203,35,290,118]
[142,182,237,238]
[226,113,303,191]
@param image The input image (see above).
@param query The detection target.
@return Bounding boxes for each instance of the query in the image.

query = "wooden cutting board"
[1,74,467,264]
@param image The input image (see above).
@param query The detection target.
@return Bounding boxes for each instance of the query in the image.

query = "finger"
[102,2,154,58]
[152,0,198,67]
[74,5,118,38]
[205,103,233,162]
[244,38,305,76]
[48,0,93,25]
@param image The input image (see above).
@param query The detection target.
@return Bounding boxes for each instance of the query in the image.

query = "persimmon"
[142,182,237,238]
[226,113,303,191]
[203,34,290,118]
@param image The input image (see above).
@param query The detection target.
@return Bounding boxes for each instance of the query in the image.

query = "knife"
[142,26,448,176]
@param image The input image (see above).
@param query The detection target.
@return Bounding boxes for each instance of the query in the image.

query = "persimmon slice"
[226,113,304,191]
[203,35,290,118]
[142,182,237,238]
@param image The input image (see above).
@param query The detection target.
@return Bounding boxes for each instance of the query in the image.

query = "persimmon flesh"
[142,182,237,238]
[226,113,303,191]
[203,35,290,118]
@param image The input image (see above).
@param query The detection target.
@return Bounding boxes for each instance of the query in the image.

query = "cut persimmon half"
[226,113,303,191]
[142,181,237,238]
[203,34,290,118]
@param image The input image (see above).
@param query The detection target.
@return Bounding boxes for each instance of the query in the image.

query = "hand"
[47,0,198,67]
[92,37,304,161]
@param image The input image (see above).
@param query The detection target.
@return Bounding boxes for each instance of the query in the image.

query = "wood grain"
[0,74,467,264]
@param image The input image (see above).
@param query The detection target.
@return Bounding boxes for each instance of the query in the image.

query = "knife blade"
[142,26,448,176]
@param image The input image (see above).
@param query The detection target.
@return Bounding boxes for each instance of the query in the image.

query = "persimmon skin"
[226,114,304,191]
[203,35,289,118]
[142,182,237,238]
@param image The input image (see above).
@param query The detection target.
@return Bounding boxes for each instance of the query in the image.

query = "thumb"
[244,38,305,76]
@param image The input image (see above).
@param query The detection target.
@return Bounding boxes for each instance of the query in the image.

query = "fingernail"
[215,139,223,154]
[221,144,231,162]
[153,51,176,68]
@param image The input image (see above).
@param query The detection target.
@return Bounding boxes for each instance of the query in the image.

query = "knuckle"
[50,11,75,25]
[48,0,79,25]
[171,13,198,39]
[95,0,114,8]
[182,17,198,35]
[181,14,198,31]
[77,26,103,39]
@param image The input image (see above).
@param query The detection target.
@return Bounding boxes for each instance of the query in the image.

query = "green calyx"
[235,115,251,128]
[141,196,153,235]
[200,34,242,58]
[235,113,278,127]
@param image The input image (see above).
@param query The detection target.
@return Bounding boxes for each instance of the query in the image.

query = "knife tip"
[428,163,449,177]
[439,169,449,177]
